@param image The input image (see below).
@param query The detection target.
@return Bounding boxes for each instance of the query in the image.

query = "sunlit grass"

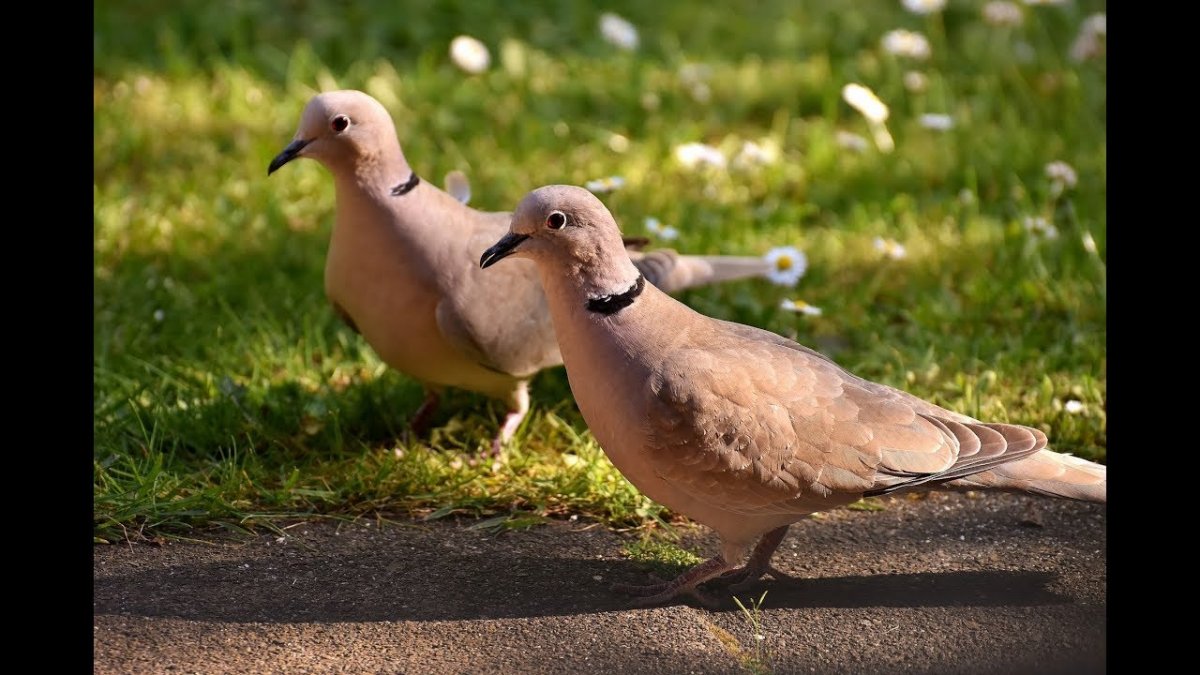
[94,0,1106,543]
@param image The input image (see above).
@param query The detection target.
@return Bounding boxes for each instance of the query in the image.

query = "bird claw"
[715,564,794,592]
[613,581,724,609]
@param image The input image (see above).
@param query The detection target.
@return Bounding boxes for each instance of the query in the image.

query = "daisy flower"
[842,83,894,152]
[733,139,780,169]
[585,176,626,194]
[842,83,889,124]
[780,298,822,316]
[903,71,928,93]
[1064,400,1085,414]
[902,0,946,14]
[982,1,1024,27]
[449,36,490,74]
[1023,216,1059,239]
[674,142,727,170]
[1045,161,1078,196]
[919,113,954,131]
[644,217,680,241]
[881,30,932,60]
[874,237,908,260]
[599,13,639,51]
[763,246,808,287]
[1081,231,1098,254]
[1070,13,1106,62]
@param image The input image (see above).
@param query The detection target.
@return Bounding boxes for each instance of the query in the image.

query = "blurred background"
[94,0,1105,541]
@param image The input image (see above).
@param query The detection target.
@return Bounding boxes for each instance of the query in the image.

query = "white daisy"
[903,70,928,93]
[1022,0,1069,6]
[733,139,780,169]
[585,176,626,193]
[1070,13,1106,62]
[982,1,1024,27]
[674,142,727,170]
[874,237,908,260]
[780,298,822,316]
[599,12,639,51]
[919,113,954,131]
[1081,231,1097,254]
[449,36,490,74]
[1064,399,1085,414]
[1023,216,1059,239]
[763,246,808,287]
[903,0,946,14]
[644,217,678,240]
[1045,160,1078,196]
[842,83,889,124]
[881,30,932,61]
[1082,13,1107,36]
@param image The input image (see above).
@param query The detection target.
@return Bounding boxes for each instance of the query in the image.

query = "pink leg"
[611,556,736,608]
[408,388,441,436]
[715,525,793,591]
[488,383,529,457]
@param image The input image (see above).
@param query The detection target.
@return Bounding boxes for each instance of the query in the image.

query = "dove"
[480,185,1107,607]
[268,90,783,454]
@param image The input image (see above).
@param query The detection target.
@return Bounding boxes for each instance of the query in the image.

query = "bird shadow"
[94,542,1071,624]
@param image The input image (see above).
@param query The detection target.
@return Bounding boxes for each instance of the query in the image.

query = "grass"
[94,0,1106,543]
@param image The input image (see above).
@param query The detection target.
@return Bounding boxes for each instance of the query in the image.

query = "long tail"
[944,449,1106,504]
[629,250,772,294]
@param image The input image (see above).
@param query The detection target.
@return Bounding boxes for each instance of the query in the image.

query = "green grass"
[94,0,1106,543]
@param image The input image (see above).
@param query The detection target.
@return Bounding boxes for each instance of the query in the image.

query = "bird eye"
[330,115,350,133]
[546,211,568,230]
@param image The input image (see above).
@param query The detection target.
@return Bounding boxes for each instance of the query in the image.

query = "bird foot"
[716,564,794,590]
[610,557,733,609]
[610,579,724,609]
[408,391,442,437]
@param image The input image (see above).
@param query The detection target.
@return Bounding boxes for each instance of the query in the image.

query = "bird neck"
[562,242,644,306]
[585,274,645,315]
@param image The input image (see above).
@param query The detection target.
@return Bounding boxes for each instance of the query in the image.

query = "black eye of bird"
[546,211,567,229]
[331,115,350,132]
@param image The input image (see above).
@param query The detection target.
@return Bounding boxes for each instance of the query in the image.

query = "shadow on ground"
[95,492,1101,624]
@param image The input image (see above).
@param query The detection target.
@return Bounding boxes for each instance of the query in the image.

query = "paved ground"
[94,492,1105,674]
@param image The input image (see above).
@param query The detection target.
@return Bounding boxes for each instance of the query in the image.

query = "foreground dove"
[480,185,1107,607]
[268,91,780,453]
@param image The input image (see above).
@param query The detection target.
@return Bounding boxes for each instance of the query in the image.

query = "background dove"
[480,185,1107,607]
[268,90,781,453]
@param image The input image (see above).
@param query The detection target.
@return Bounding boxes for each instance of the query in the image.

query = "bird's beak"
[480,233,530,269]
[267,138,311,175]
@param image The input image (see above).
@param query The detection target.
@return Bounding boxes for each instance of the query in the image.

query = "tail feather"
[629,250,771,294]
[945,450,1106,504]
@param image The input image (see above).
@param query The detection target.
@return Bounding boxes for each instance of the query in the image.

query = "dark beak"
[480,233,530,269]
[267,138,311,175]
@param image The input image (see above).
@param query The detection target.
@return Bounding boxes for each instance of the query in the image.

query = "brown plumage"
[268,91,782,453]
[481,185,1106,606]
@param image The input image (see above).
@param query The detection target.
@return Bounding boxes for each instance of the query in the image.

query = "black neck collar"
[390,172,421,196]
[586,274,645,315]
